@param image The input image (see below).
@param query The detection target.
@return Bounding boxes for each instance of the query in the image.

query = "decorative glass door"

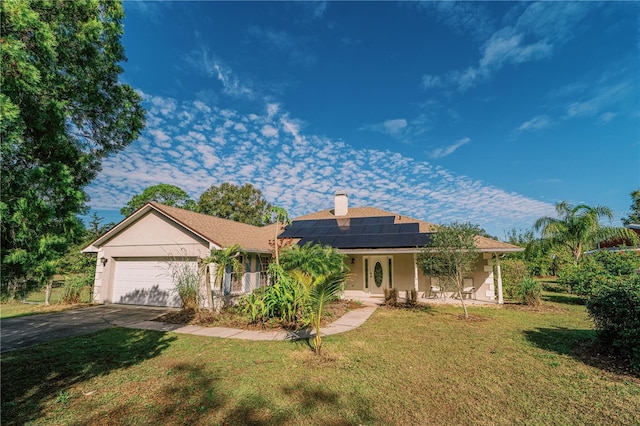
[366,256,390,294]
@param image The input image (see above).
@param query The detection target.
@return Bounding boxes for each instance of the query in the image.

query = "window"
[364,259,369,289]
[374,261,383,287]
[258,256,272,288]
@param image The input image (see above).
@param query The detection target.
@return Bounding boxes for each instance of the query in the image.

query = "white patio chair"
[429,285,443,299]
[460,285,475,300]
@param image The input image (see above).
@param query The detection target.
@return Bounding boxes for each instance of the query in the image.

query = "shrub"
[519,277,541,306]
[238,265,310,327]
[262,267,308,324]
[586,275,640,371]
[168,260,202,310]
[61,275,91,304]
[406,289,418,307]
[279,243,347,279]
[384,288,398,307]
[501,259,529,300]
[540,280,568,293]
[558,251,640,296]
[238,289,268,324]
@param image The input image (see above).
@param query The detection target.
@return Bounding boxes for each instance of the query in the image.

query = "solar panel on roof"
[279,216,431,248]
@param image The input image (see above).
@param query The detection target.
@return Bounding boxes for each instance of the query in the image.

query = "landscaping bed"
[154,299,363,331]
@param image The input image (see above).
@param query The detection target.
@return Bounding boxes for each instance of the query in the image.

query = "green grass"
[0,301,93,319]
[1,286,93,319]
[2,298,639,425]
[24,286,93,304]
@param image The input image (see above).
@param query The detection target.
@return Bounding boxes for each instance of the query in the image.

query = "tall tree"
[121,184,196,216]
[622,189,640,226]
[197,182,274,226]
[534,201,638,265]
[1,0,145,295]
[504,227,567,276]
[417,222,479,319]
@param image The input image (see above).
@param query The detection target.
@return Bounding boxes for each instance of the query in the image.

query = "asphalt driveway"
[1,304,172,353]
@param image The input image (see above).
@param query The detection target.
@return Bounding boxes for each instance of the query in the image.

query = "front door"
[367,256,389,294]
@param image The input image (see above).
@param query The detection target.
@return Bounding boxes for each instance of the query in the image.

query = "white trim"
[413,253,419,292]
[495,253,504,305]
[339,247,523,255]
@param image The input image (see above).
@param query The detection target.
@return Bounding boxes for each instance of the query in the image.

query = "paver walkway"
[124,305,378,341]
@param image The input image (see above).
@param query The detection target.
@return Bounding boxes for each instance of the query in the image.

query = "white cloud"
[261,125,278,138]
[247,25,317,67]
[419,1,496,42]
[234,123,248,132]
[421,75,443,89]
[599,112,617,124]
[429,137,471,159]
[87,95,555,236]
[148,128,170,144]
[564,84,630,119]
[359,117,431,144]
[383,119,408,136]
[516,115,554,133]
[537,178,562,184]
[422,2,591,92]
[186,46,253,99]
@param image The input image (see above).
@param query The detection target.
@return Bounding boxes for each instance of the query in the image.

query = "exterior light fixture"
[100,257,108,267]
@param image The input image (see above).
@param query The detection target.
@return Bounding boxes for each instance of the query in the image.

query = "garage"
[112,259,191,307]
[83,203,271,308]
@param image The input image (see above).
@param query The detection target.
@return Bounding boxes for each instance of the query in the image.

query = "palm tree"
[307,270,349,355]
[205,244,246,311]
[264,206,289,266]
[534,202,637,264]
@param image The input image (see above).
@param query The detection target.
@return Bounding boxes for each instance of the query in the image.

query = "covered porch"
[341,250,506,305]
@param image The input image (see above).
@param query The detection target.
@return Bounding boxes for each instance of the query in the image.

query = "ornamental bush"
[586,274,640,372]
[518,277,541,306]
[61,276,87,304]
[501,259,529,300]
[558,251,640,296]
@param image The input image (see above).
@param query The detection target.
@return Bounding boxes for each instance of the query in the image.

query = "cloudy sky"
[88,1,639,238]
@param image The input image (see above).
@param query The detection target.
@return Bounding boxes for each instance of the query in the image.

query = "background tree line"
[120,182,278,227]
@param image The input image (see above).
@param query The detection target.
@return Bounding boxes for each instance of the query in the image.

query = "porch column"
[413,253,419,293]
[494,253,504,304]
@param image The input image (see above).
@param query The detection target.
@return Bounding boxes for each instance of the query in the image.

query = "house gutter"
[341,247,524,255]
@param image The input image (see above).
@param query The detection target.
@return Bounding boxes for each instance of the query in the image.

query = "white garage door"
[112,259,195,307]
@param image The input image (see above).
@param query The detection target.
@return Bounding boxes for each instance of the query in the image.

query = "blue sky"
[88,1,640,238]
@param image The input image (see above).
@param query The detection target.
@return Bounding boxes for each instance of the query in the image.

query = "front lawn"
[2,299,639,425]
[0,301,93,319]
[1,285,94,319]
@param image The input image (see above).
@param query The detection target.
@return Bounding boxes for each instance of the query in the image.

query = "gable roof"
[84,202,521,254]
[83,202,275,253]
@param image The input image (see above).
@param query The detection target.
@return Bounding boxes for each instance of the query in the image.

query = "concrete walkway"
[123,305,378,341]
